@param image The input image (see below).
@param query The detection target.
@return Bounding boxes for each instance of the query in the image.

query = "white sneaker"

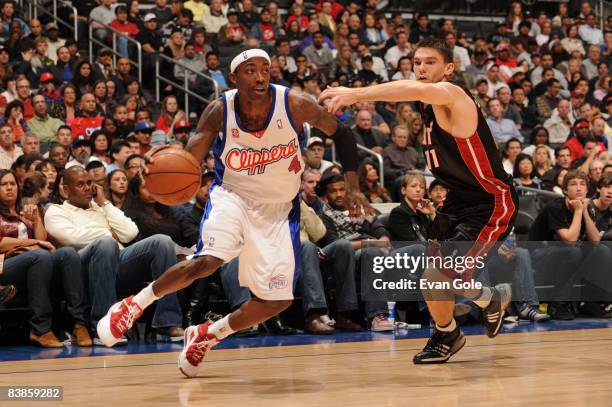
[178,323,219,378]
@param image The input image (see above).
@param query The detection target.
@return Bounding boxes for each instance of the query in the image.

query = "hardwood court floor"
[1,328,612,407]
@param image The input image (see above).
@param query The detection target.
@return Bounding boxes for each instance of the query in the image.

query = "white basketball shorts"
[194,185,300,301]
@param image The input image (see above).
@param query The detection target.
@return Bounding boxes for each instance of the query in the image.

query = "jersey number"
[423,123,440,169]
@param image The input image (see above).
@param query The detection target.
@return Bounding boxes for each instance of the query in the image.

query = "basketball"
[144,148,201,206]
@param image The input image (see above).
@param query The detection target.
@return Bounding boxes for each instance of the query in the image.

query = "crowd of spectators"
[1,0,612,346]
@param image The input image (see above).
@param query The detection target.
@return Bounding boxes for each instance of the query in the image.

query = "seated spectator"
[408,12,432,45]
[250,9,281,48]
[589,173,612,240]
[27,94,64,147]
[529,170,612,319]
[89,0,115,43]
[356,54,384,85]
[355,43,388,82]
[3,100,27,143]
[174,40,207,85]
[93,80,110,115]
[530,144,554,179]
[39,73,62,105]
[299,197,362,334]
[542,146,573,189]
[391,56,415,81]
[109,5,140,57]
[21,133,40,156]
[35,159,58,192]
[512,153,542,194]
[502,137,523,175]
[317,173,393,331]
[497,86,522,128]
[358,160,390,203]
[531,52,568,89]
[125,153,144,180]
[523,127,555,161]
[163,8,194,43]
[300,169,324,214]
[48,143,69,172]
[106,169,128,209]
[486,99,523,144]
[383,124,418,186]
[303,31,334,79]
[581,45,601,81]
[137,13,164,59]
[66,136,91,169]
[579,13,604,46]
[284,3,307,33]
[201,0,227,34]
[535,79,562,119]
[571,139,603,175]
[106,141,131,174]
[71,93,104,138]
[0,169,90,347]
[218,8,248,46]
[31,37,53,74]
[202,52,229,92]
[561,24,586,56]
[149,0,173,26]
[566,119,606,162]
[544,99,574,144]
[428,179,448,207]
[485,64,508,98]
[50,47,74,85]
[49,84,78,125]
[22,170,50,208]
[0,124,22,170]
[184,0,209,23]
[44,166,184,342]
[133,121,154,155]
[86,158,107,187]
[303,137,333,174]
[352,109,387,157]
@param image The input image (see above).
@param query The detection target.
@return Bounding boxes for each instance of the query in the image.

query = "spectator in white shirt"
[384,32,411,71]
[579,13,604,45]
[89,0,116,43]
[486,64,508,98]
[445,31,470,72]
[0,124,23,170]
[44,167,183,340]
[581,45,602,81]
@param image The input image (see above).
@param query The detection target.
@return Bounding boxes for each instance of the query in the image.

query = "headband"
[230,49,271,74]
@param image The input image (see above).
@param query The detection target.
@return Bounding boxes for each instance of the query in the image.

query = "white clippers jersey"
[211,84,305,203]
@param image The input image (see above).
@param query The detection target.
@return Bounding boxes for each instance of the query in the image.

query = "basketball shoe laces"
[185,312,223,366]
[114,300,142,334]
[423,330,451,356]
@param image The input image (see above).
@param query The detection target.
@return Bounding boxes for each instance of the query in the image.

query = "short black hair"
[414,37,453,63]
[109,141,130,163]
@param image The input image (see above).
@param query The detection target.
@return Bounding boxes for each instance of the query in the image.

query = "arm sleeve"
[300,202,326,243]
[101,204,139,244]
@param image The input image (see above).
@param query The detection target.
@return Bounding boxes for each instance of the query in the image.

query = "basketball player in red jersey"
[96,49,372,377]
[320,38,518,364]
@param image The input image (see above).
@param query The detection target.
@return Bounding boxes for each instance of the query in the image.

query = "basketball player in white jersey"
[96,49,370,377]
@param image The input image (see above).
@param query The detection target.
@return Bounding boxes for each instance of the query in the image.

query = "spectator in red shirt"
[109,6,139,58]
[285,3,309,32]
[565,119,606,163]
[71,93,104,138]
[315,0,343,20]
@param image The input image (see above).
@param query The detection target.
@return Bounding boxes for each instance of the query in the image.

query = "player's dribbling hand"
[142,145,173,174]
[319,86,358,114]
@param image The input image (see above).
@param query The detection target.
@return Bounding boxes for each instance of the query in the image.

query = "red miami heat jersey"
[420,84,513,204]
[212,84,305,203]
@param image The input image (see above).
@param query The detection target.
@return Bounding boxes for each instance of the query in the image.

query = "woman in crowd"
[0,169,90,347]
[392,56,416,81]
[560,25,586,56]
[49,84,78,124]
[532,144,553,179]
[34,160,57,194]
[330,44,356,82]
[333,23,350,50]
[90,130,111,164]
[359,11,385,51]
[93,80,109,114]
[21,171,50,212]
[285,3,309,33]
[156,95,186,135]
[522,127,555,161]
[358,160,391,203]
[122,175,189,246]
[106,169,128,209]
[552,168,568,195]
[386,172,434,241]
[3,100,26,142]
[123,76,150,112]
[512,153,542,194]
[405,111,425,166]
[190,28,213,56]
[286,20,304,55]
[72,60,95,98]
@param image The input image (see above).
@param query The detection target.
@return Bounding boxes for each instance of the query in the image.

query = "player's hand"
[319,86,359,114]
[568,199,583,212]
[142,145,173,174]
[345,190,374,219]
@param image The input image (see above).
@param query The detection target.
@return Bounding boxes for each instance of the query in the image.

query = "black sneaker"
[550,302,574,320]
[413,327,466,364]
[483,284,512,338]
[578,302,612,318]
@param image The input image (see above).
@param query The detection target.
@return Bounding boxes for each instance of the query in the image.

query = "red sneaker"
[96,296,143,347]
[178,323,219,378]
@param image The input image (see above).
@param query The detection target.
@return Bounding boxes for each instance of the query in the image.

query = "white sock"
[207,315,235,340]
[473,287,493,309]
[133,283,159,309]
[436,319,457,332]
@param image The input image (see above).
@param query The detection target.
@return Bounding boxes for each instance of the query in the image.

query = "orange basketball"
[144,148,202,206]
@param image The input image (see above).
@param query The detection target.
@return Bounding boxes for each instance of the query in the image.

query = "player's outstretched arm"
[319,80,466,114]
[289,90,373,217]
[185,98,224,163]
